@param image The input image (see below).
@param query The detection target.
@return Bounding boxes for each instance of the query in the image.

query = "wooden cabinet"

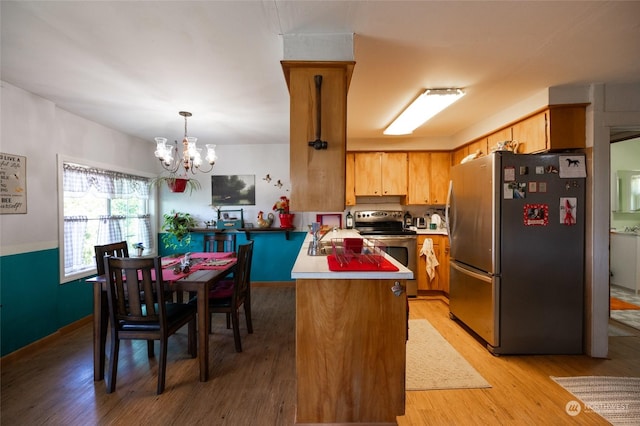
[467,138,489,158]
[430,152,451,205]
[416,234,450,293]
[407,152,450,205]
[511,105,587,153]
[345,152,356,206]
[512,112,546,153]
[452,104,587,162]
[486,127,513,152]
[452,146,468,166]
[296,278,406,423]
[354,152,407,196]
[407,152,430,204]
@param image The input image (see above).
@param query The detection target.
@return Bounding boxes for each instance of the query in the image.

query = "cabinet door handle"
[391,281,404,296]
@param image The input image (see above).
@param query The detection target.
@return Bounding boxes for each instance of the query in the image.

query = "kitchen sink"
[307,241,339,256]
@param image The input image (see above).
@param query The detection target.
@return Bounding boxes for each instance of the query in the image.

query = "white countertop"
[291,229,414,280]
[414,228,448,235]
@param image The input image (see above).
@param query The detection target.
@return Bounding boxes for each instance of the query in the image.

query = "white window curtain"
[97,215,126,245]
[62,163,151,277]
[63,163,150,199]
[137,214,153,250]
[64,216,88,272]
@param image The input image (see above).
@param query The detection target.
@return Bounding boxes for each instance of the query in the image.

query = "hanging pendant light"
[154,111,217,174]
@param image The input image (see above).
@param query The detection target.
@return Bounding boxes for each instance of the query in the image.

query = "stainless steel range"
[355,210,418,296]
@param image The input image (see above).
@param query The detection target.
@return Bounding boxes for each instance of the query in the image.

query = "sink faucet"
[309,222,322,254]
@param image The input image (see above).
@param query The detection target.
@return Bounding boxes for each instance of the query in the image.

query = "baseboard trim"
[252,281,296,288]
[0,315,92,367]
[1,285,292,364]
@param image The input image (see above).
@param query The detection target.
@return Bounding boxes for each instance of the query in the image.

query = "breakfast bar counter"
[292,229,410,425]
[291,229,413,280]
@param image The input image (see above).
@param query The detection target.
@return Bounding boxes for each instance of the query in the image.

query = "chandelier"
[154,111,217,174]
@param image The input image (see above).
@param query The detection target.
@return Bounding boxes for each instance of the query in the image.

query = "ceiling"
[2,1,640,150]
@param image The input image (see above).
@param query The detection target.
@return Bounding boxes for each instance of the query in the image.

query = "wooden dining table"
[86,252,237,382]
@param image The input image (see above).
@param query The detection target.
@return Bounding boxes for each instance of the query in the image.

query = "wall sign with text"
[0,153,27,214]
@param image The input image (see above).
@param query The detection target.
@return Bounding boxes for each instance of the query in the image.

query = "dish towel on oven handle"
[419,238,439,280]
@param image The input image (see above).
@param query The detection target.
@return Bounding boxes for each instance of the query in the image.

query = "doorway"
[609,130,640,332]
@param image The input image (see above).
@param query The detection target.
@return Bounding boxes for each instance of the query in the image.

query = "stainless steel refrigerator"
[447,151,585,355]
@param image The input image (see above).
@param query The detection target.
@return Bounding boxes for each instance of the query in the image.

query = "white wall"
[0,81,158,255]
[158,143,295,227]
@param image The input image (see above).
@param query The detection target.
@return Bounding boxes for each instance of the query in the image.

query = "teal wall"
[0,248,93,357]
[0,232,304,357]
[159,231,305,282]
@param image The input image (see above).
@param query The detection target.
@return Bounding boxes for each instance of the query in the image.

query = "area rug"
[406,319,491,391]
[611,297,640,311]
[551,376,640,425]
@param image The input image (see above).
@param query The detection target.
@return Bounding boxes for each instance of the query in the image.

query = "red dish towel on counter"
[327,255,399,272]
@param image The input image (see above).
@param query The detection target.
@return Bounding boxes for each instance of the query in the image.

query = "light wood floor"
[2,287,639,425]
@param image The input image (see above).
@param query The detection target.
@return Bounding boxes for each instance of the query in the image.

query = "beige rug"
[551,376,640,425]
[406,319,491,391]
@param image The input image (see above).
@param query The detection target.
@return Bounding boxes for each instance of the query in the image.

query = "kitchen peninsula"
[291,230,412,425]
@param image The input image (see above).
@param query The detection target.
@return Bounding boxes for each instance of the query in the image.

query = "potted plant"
[161,210,198,250]
[273,195,295,228]
[150,174,201,194]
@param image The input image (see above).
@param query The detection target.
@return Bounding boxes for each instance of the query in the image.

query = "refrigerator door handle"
[445,179,453,244]
[450,261,493,283]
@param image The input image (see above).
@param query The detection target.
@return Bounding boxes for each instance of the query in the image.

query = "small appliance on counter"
[430,213,442,230]
[403,211,413,229]
[413,216,427,229]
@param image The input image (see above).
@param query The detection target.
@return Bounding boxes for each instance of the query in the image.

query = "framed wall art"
[0,152,27,214]
[211,174,255,206]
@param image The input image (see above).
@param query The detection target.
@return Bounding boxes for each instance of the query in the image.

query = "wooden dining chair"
[94,241,129,275]
[203,232,237,285]
[203,232,237,253]
[103,256,197,394]
[205,240,254,352]
[94,241,160,357]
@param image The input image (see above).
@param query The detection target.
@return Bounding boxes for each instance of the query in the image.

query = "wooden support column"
[281,61,355,212]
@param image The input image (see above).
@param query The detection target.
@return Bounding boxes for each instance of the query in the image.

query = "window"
[60,160,154,281]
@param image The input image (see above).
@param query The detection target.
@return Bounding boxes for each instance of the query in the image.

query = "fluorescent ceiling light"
[384,88,465,135]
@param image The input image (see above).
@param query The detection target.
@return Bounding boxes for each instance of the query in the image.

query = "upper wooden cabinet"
[282,61,355,212]
[407,152,450,205]
[345,152,356,206]
[452,104,587,163]
[429,152,451,204]
[354,152,407,196]
[451,146,468,166]
[486,128,513,152]
[513,105,586,153]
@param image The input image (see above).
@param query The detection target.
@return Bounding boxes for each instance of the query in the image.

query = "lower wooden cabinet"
[296,278,406,423]
[416,234,450,293]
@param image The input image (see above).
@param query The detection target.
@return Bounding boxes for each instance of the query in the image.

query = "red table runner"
[154,252,236,282]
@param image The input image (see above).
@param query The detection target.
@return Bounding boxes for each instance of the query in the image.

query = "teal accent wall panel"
[158,231,305,282]
[1,232,306,357]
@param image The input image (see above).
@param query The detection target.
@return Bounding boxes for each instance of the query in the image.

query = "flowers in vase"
[273,196,290,214]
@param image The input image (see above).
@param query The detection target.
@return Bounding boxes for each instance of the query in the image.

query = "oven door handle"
[360,235,416,241]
